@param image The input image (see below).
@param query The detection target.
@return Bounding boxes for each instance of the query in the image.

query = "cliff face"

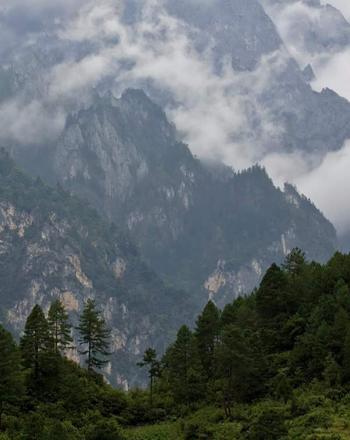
[0,151,191,388]
[16,90,337,307]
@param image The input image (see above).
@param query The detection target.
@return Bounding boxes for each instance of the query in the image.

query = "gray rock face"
[164,0,350,155]
[0,151,191,388]
[262,0,350,57]
[22,90,337,308]
[165,0,282,71]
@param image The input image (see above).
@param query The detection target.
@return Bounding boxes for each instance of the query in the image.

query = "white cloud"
[0,0,349,236]
[311,49,350,101]
[0,98,65,145]
[48,0,286,168]
[323,0,350,22]
[296,141,350,235]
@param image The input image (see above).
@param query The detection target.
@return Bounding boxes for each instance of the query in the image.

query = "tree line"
[0,298,117,439]
[136,249,350,438]
[3,249,350,439]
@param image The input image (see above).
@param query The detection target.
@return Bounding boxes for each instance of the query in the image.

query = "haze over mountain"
[0,0,348,384]
[0,0,349,239]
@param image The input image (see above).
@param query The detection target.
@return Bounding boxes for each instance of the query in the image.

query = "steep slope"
[0,149,191,388]
[1,0,350,159]
[18,90,337,306]
[262,0,350,58]
[164,0,350,155]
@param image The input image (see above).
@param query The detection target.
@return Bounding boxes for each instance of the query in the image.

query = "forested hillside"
[3,249,350,439]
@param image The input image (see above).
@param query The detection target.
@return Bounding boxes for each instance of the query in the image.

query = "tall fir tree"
[137,348,161,405]
[48,299,73,355]
[195,301,220,379]
[0,325,24,430]
[164,325,205,405]
[20,305,52,379]
[77,299,110,372]
[283,248,306,276]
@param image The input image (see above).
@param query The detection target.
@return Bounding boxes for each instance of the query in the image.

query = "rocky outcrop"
[0,151,190,388]
[16,91,337,307]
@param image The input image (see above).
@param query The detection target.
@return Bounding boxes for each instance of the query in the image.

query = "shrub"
[85,418,125,440]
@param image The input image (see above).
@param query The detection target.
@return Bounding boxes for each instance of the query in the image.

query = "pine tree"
[137,348,161,405]
[0,325,24,430]
[256,264,291,351]
[164,325,204,405]
[77,299,110,372]
[256,264,289,323]
[48,299,73,355]
[283,248,306,276]
[195,301,220,379]
[20,305,52,379]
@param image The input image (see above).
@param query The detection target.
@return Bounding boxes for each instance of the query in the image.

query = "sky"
[0,0,350,239]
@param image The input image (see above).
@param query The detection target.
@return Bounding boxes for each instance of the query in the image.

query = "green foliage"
[5,249,350,439]
[85,418,125,440]
[48,299,73,355]
[124,423,181,440]
[195,301,220,380]
[242,404,288,440]
[0,326,24,429]
[77,299,111,372]
[164,325,205,406]
[137,348,161,405]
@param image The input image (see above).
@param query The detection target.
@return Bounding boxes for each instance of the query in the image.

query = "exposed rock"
[0,151,191,387]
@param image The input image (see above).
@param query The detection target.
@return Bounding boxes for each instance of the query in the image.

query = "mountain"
[1,0,350,159]
[13,89,337,307]
[163,0,350,156]
[262,0,350,58]
[0,149,191,388]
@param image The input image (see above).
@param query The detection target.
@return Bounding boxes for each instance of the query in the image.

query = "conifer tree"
[20,305,52,379]
[256,264,289,323]
[138,348,161,405]
[77,299,110,372]
[283,248,306,276]
[164,325,204,405]
[0,325,24,430]
[195,301,220,379]
[48,299,73,355]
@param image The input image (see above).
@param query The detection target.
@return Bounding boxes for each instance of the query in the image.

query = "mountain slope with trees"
[0,149,191,387]
[2,250,350,439]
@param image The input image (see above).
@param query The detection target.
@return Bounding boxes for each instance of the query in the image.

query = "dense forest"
[2,249,350,439]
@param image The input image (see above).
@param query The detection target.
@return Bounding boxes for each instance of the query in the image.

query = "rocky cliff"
[0,150,191,388]
[15,90,337,307]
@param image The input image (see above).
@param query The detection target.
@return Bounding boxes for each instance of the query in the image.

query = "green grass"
[124,422,182,440]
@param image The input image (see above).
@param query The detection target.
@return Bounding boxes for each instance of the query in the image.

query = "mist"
[0,0,350,238]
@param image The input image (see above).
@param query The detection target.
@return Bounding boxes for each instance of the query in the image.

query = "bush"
[124,423,181,440]
[213,422,242,440]
[41,420,83,440]
[85,418,125,440]
[183,421,213,440]
[242,405,288,440]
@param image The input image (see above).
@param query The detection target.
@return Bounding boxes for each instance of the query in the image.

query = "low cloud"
[0,98,65,145]
[324,0,350,22]
[312,49,350,101]
[296,141,350,236]
[0,0,349,237]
